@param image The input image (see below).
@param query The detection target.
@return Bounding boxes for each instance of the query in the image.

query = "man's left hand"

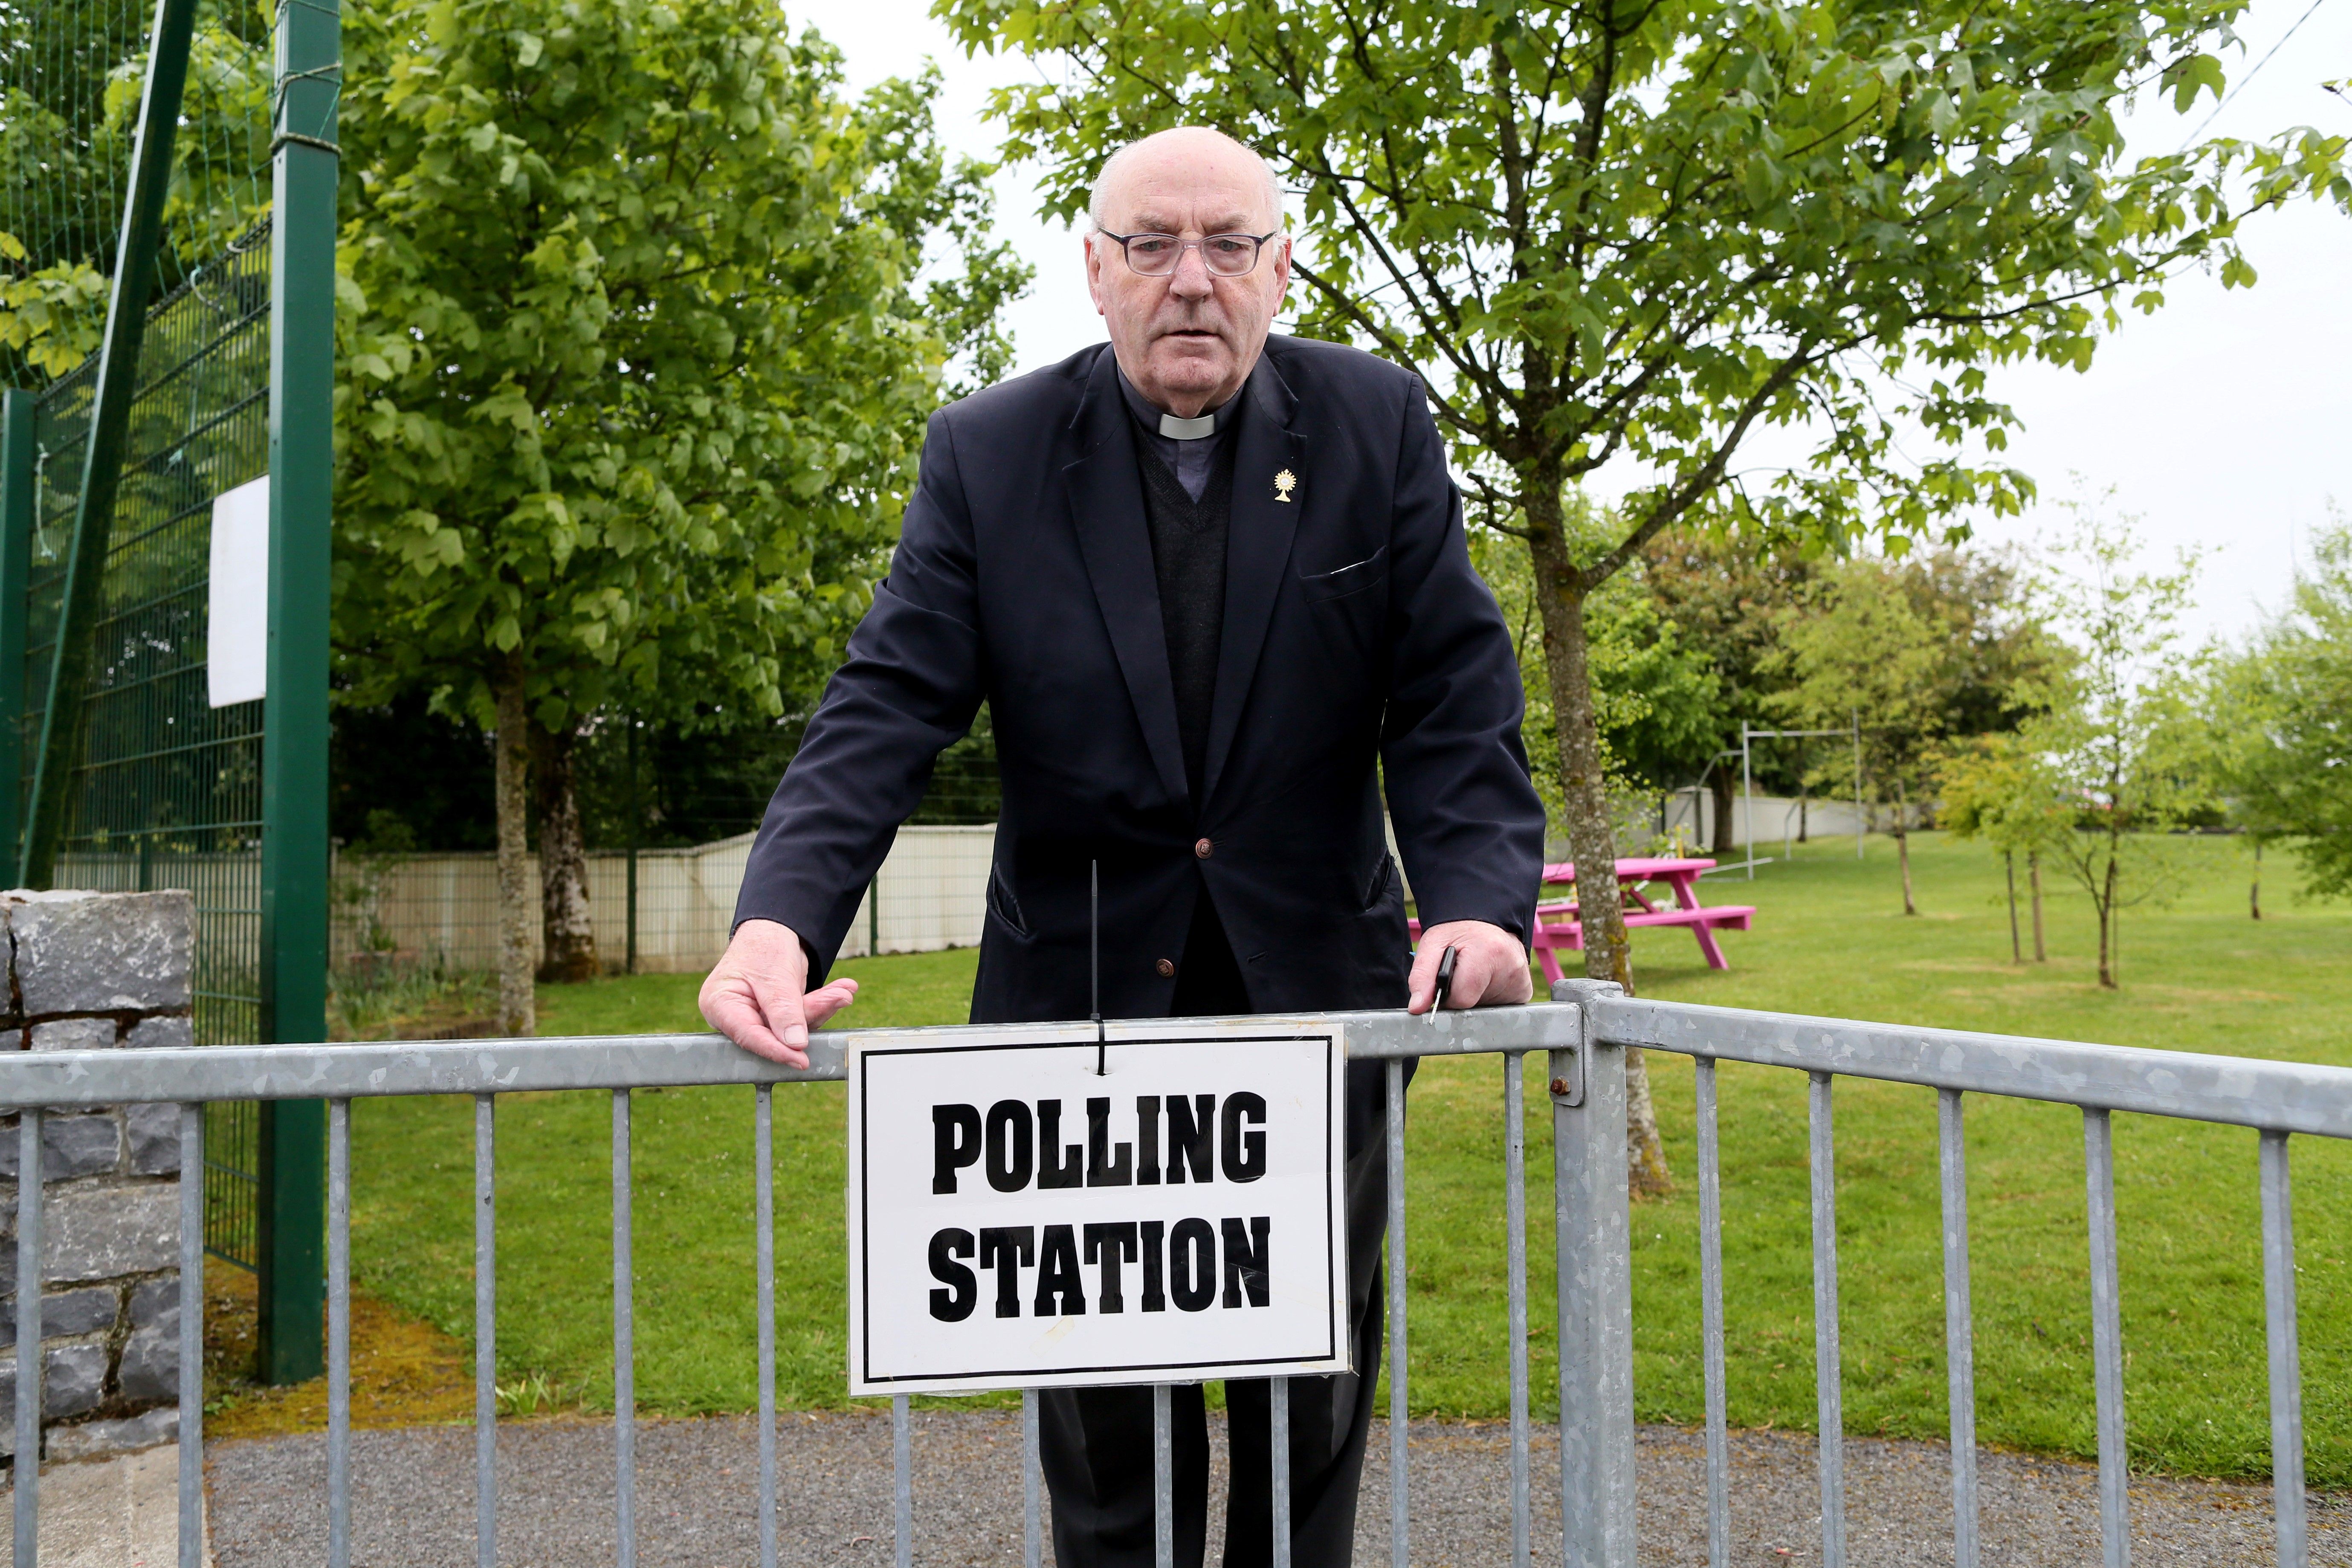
[1407,920,1534,1013]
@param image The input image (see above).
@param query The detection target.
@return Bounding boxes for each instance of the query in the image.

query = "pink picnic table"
[1411,856,1755,980]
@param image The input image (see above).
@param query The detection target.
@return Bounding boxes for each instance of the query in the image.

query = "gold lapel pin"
[1273,469,1297,503]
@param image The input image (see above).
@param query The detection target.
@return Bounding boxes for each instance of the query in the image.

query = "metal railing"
[3,977,2345,1567]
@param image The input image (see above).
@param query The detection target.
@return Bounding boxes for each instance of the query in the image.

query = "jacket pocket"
[1298,544,1390,604]
[1361,853,1397,912]
[985,864,1032,939]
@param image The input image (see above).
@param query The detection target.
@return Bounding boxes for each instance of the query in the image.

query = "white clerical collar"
[1117,366,1232,441]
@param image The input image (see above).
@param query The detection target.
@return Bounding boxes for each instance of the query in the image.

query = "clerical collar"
[1116,367,1233,441]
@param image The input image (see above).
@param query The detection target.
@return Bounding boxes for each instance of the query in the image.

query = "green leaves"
[941,0,2346,577]
[333,0,1028,734]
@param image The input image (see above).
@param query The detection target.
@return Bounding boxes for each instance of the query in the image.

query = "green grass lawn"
[348,832,2352,1483]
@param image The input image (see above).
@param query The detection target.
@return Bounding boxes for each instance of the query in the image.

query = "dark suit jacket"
[733,336,1544,1022]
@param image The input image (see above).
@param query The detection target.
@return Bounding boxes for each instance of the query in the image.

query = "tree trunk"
[2004,850,2020,963]
[1525,516,1669,1196]
[1798,781,1809,843]
[533,722,600,983]
[492,672,537,1036]
[2251,839,2262,921]
[2097,849,2119,989]
[1894,779,1915,915]
[1706,759,1736,858]
[532,725,597,982]
[2028,852,2047,961]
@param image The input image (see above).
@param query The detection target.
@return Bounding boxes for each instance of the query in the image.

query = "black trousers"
[1037,890,1407,1568]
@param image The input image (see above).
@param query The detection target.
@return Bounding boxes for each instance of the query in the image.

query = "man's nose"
[1165,243,1217,300]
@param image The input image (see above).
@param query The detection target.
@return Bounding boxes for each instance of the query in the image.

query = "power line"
[2178,0,2335,151]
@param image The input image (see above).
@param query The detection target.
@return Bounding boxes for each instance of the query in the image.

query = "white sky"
[817,0,2352,644]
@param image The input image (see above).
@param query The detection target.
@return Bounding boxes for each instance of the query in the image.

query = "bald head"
[1083,127,1292,419]
[1088,127,1284,235]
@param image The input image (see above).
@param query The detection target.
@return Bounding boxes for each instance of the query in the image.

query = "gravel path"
[204,1409,2352,1566]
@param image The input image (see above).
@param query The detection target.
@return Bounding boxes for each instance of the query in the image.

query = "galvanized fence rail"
[3,980,2346,1568]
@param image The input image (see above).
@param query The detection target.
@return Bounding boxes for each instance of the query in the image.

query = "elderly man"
[702,127,1544,1568]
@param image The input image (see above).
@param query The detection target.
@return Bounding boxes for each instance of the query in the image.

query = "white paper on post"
[207,475,269,709]
[848,1020,1351,1396]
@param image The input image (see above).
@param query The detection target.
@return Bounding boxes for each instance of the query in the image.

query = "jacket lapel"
[1202,359,1306,804]
[1062,348,1190,805]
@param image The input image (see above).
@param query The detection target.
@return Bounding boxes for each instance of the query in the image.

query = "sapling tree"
[942,0,2347,1188]
[2025,508,2204,988]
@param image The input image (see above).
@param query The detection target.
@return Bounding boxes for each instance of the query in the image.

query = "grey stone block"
[29,1015,117,1052]
[43,1180,177,1283]
[46,1403,178,1460]
[44,1111,122,1179]
[0,1243,12,1296]
[130,1276,178,1330]
[0,1343,115,1427]
[0,1284,121,1345]
[9,887,195,1014]
[118,1317,178,1402]
[128,1100,182,1174]
[124,1012,194,1051]
[41,1341,107,1418]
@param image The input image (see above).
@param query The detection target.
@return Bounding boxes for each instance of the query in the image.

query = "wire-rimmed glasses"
[1095,229,1281,278]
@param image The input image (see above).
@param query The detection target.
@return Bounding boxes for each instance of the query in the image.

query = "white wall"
[333,824,998,975]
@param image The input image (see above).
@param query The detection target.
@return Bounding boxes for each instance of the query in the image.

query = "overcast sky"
[820,0,2352,645]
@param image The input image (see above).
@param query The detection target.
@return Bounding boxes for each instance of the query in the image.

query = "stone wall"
[0,888,194,1463]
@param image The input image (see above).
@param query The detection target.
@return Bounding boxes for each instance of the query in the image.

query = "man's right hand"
[699,919,860,1069]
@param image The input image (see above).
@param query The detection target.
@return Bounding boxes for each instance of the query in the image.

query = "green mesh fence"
[5,0,283,1270]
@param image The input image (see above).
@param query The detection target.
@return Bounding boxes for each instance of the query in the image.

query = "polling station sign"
[847,1023,1351,1396]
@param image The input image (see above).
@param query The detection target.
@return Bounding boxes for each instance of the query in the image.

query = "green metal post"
[0,390,30,866]
[254,0,339,1385]
[626,719,639,975]
[18,0,201,888]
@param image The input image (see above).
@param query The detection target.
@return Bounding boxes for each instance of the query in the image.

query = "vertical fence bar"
[1503,1052,1531,1568]
[756,1085,778,1568]
[1696,1058,1729,1568]
[892,1394,912,1568]
[1808,1072,1845,1568]
[1270,1377,1292,1568]
[2088,1110,2145,1561]
[179,1104,205,1568]
[1938,1089,1978,1568]
[475,1093,497,1568]
[1385,1054,1409,1568]
[2083,1108,2129,1568]
[614,1089,636,1568]
[15,1107,43,1565]
[1553,981,1635,1568]
[327,1098,353,1568]
[1022,1389,1043,1568]
[1152,1383,1173,1568]
[2260,1129,2305,1568]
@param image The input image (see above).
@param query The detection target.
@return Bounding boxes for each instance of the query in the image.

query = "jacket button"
[1156,958,1176,977]
[1194,838,1214,859]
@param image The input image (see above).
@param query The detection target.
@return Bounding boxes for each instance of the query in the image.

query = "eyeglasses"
[1095,229,1282,278]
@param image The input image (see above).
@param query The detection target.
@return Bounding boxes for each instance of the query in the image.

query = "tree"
[2205,511,2352,901]
[2023,507,2204,988]
[1938,731,2071,960]
[334,0,1024,1029]
[943,0,2346,1185]
[1773,559,1949,912]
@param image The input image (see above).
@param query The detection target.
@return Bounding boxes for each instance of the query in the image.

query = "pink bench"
[1411,856,1754,980]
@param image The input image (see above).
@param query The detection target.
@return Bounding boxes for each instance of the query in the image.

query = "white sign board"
[207,475,269,709]
[848,1023,1350,1397]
